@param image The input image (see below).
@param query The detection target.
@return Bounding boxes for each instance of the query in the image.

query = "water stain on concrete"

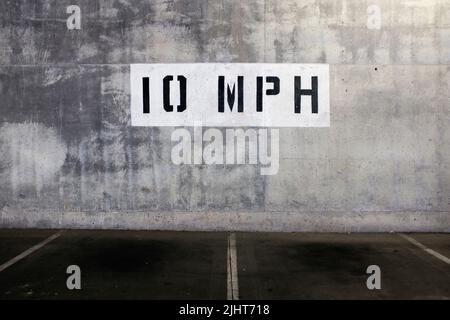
[0,122,67,196]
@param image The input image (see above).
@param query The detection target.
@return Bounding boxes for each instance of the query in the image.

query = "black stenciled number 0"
[163,75,187,112]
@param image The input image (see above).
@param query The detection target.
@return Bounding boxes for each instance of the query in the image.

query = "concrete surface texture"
[0,230,449,299]
[0,0,449,231]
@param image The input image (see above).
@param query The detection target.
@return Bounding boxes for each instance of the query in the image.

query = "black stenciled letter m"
[218,76,244,112]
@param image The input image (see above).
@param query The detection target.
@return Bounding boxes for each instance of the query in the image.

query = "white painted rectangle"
[130,63,330,127]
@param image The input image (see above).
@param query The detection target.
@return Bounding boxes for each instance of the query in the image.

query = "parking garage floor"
[0,230,448,300]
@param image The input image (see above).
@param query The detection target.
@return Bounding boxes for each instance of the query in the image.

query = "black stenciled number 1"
[143,77,150,113]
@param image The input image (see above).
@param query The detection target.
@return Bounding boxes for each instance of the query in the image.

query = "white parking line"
[227,232,239,300]
[0,231,63,272]
[399,233,450,265]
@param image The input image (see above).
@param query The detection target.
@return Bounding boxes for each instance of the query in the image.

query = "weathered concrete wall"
[0,0,449,231]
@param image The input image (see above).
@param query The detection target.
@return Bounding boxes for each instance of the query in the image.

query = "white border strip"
[227,233,239,300]
[399,233,450,265]
[0,231,63,272]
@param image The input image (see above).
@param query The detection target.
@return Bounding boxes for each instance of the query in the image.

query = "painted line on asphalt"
[227,232,239,300]
[0,231,63,272]
[399,233,450,265]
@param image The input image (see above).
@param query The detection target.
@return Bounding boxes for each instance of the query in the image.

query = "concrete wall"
[0,0,449,232]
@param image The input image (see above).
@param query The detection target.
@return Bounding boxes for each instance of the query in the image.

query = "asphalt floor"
[0,229,448,299]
